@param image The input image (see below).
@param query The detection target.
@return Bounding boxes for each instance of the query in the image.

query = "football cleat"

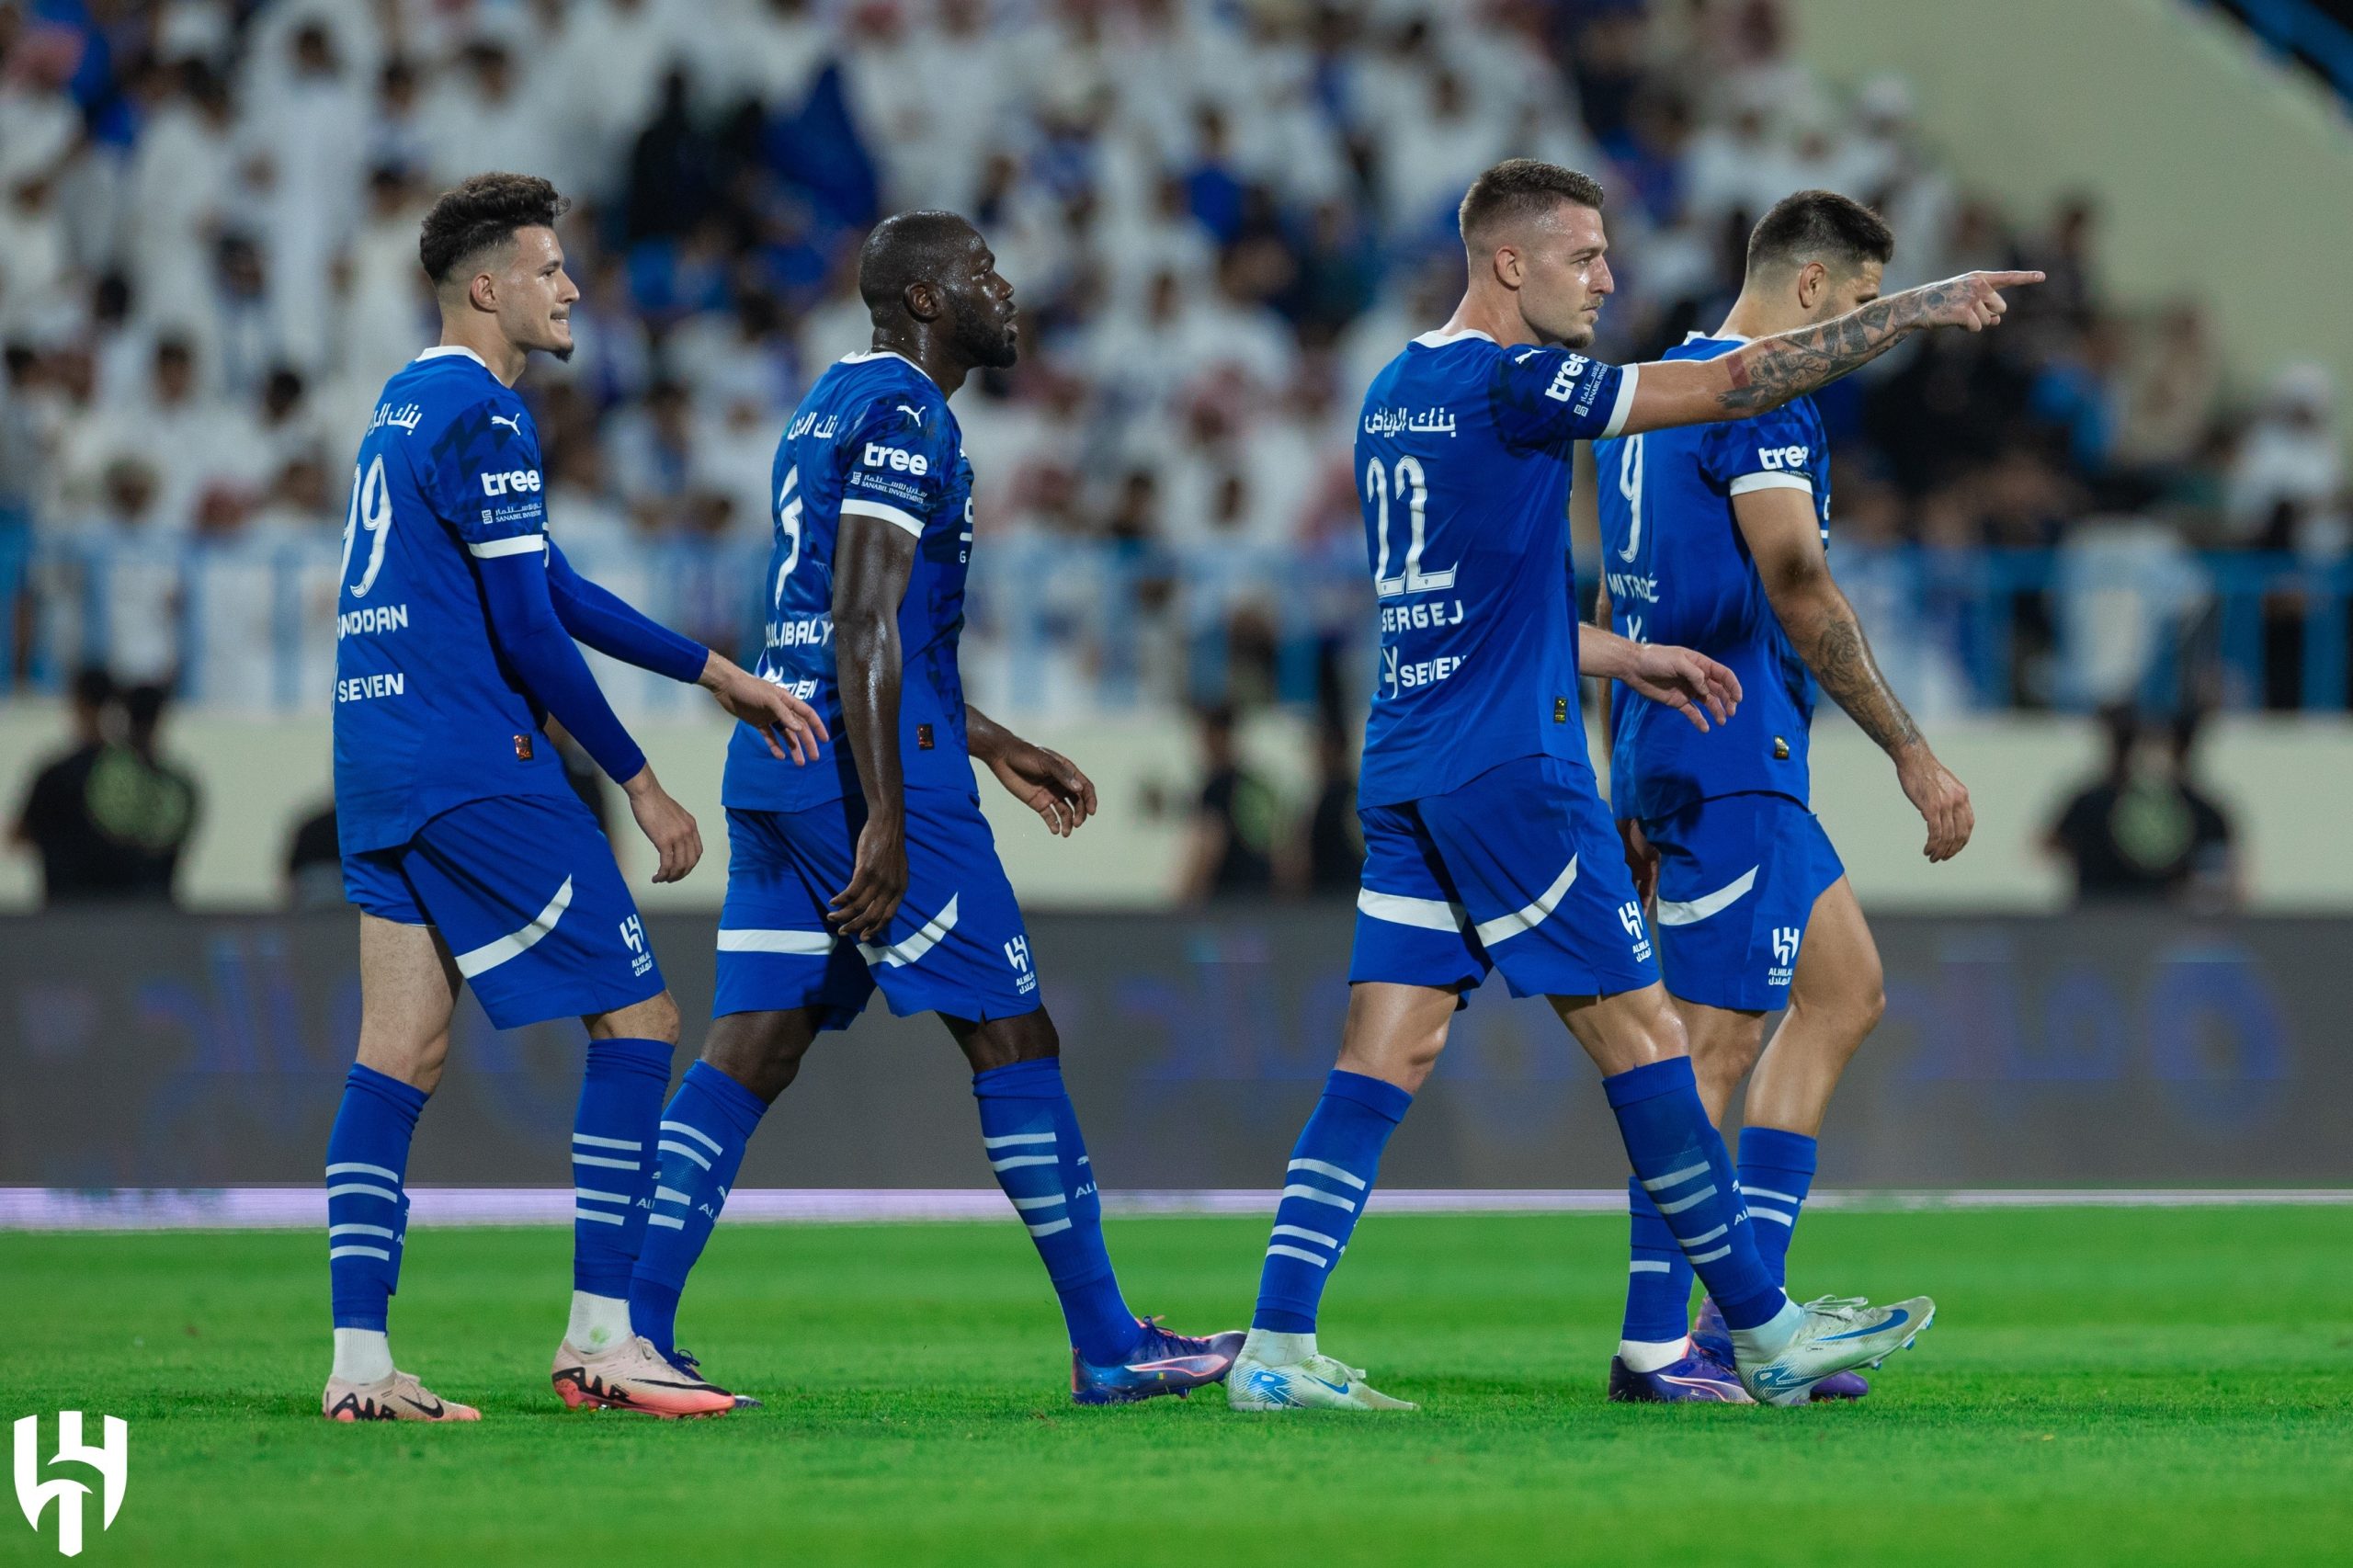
[1736,1295,1933,1407]
[1070,1317,1245,1406]
[1226,1350,1416,1412]
[1606,1343,1753,1404]
[1695,1295,1869,1402]
[323,1369,481,1423]
[671,1346,763,1411]
[551,1335,738,1418]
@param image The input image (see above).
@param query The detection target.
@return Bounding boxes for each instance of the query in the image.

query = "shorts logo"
[1617,901,1653,963]
[1768,926,1801,987]
[1004,935,1037,995]
[620,915,654,979]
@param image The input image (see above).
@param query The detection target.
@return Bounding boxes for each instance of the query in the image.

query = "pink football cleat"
[324,1369,483,1422]
[550,1336,739,1418]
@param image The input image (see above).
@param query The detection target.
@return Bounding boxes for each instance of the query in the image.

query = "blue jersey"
[723,351,978,812]
[1353,329,1638,807]
[1594,333,1829,821]
[332,347,574,853]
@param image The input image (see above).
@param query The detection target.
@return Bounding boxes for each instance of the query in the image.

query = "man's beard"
[952,313,1018,370]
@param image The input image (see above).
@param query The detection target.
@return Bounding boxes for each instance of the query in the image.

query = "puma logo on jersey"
[862,442,929,476]
[897,403,926,426]
[489,413,523,433]
[482,468,542,496]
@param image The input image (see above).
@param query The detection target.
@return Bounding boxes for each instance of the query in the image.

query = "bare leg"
[1548,981,1692,1075]
[353,914,461,1091]
[1334,981,1461,1092]
[1742,879,1885,1137]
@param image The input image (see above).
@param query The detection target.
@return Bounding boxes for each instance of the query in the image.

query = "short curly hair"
[418,172,570,287]
[1458,159,1605,246]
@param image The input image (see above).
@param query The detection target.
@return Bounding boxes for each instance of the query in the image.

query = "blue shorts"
[713,790,1041,1029]
[342,792,664,1030]
[1643,790,1846,1012]
[1351,755,1659,1001]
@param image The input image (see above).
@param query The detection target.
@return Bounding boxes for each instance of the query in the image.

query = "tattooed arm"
[1618,269,2043,437]
[1734,484,1974,862]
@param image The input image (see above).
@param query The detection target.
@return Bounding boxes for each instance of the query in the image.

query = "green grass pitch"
[6,1208,2350,1567]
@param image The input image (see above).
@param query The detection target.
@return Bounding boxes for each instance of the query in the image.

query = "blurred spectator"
[1180,706,1277,902]
[1289,720,1363,898]
[284,797,344,909]
[0,0,2337,727]
[2045,705,2237,906]
[10,670,199,904]
[2226,365,2345,554]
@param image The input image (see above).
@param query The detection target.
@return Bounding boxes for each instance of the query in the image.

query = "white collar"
[1410,327,1496,348]
[415,345,488,367]
[840,347,938,386]
[1685,330,1752,347]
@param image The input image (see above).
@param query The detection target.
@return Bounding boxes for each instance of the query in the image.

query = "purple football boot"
[1071,1317,1246,1406]
[1607,1339,1752,1403]
[1693,1296,1870,1402]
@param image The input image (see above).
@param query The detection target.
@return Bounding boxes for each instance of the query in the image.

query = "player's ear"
[903,279,941,323]
[1795,260,1825,311]
[467,270,498,314]
[1492,244,1523,290]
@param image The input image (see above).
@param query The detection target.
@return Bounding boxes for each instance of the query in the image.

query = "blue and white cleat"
[1226,1345,1415,1412]
[1737,1295,1933,1408]
[1607,1343,1752,1403]
[1070,1318,1245,1406]
[1694,1295,1868,1402]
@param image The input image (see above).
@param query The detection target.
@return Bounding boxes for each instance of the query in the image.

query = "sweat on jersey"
[1595,333,1830,822]
[723,350,980,813]
[1353,328,1638,808]
[332,346,578,853]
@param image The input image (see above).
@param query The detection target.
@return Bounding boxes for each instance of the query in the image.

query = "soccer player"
[620,210,1245,1406]
[1589,191,1972,1403]
[321,174,825,1422]
[1225,160,2036,1411]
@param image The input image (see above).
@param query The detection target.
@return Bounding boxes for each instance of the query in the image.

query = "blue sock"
[972,1057,1142,1366]
[570,1038,674,1300]
[1620,1176,1696,1346]
[1738,1125,1817,1289]
[325,1063,429,1331]
[1602,1057,1786,1332]
[1252,1069,1414,1335]
[629,1061,768,1358]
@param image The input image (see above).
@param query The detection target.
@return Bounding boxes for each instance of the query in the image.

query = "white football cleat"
[323,1369,481,1422]
[1227,1348,1415,1412]
[550,1335,738,1418]
[1738,1295,1934,1407]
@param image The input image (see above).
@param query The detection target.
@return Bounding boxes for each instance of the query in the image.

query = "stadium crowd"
[0,0,2343,724]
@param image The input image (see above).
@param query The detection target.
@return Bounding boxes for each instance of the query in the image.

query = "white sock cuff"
[1615,1335,1691,1374]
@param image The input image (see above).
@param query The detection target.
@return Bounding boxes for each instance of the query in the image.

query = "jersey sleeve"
[1699,400,1821,501]
[426,396,549,560]
[1489,345,1639,452]
[835,392,958,537]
